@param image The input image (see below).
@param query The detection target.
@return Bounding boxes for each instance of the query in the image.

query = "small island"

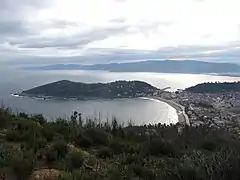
[19,80,159,99]
[185,81,240,93]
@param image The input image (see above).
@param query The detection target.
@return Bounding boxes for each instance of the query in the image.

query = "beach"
[152,96,190,126]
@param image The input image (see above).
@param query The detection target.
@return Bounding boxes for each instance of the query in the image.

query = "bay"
[0,67,239,125]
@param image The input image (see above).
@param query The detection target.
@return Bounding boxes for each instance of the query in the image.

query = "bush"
[41,125,54,141]
[145,139,178,157]
[6,130,20,142]
[74,134,93,148]
[85,128,111,146]
[10,151,35,180]
[97,147,112,159]
[0,114,8,129]
[128,163,144,176]
[19,112,29,119]
[128,164,155,179]
[106,166,124,180]
[201,140,217,151]
[53,140,69,159]
[45,150,58,163]
[66,151,85,171]
[26,137,47,152]
[58,170,100,180]
[126,144,141,154]
[58,172,74,180]
[110,140,125,154]
[84,155,97,168]
[125,154,144,165]
[32,114,46,125]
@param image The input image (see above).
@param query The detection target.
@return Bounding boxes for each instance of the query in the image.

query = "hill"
[32,60,240,74]
[185,82,240,93]
[20,80,158,99]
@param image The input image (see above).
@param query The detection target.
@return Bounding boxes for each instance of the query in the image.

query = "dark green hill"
[186,82,240,93]
[20,80,158,99]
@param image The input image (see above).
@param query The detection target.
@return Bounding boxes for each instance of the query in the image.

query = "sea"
[0,66,239,125]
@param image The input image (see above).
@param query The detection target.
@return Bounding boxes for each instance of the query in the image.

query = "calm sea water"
[0,66,239,125]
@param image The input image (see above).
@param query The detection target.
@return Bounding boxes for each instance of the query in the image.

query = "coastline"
[12,93,190,126]
[151,96,190,126]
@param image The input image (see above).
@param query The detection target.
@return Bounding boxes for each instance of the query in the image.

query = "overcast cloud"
[0,0,240,65]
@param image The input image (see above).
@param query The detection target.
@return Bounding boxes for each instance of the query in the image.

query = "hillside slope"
[185,82,240,93]
[21,80,158,99]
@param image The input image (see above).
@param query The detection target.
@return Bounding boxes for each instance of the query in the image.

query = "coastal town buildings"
[168,91,240,131]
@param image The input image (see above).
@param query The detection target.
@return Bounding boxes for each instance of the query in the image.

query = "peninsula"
[185,81,240,93]
[19,80,159,99]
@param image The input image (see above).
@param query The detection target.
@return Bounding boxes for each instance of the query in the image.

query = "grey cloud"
[0,0,239,65]
[0,0,49,21]
[0,21,32,37]
[46,20,80,29]
[13,26,129,49]
[80,43,240,63]
[0,0,49,10]
[2,43,240,66]
[0,0,52,42]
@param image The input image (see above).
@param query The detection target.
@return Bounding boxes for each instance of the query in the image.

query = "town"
[161,89,240,132]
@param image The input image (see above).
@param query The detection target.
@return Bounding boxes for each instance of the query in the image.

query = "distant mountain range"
[29,60,240,74]
[18,80,158,99]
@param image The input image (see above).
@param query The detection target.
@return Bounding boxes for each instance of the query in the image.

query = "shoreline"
[12,93,190,126]
[151,96,190,126]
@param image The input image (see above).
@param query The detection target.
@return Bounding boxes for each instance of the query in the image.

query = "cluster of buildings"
[168,91,240,131]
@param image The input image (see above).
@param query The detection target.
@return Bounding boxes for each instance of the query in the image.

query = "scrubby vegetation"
[1,108,240,179]
[186,81,240,93]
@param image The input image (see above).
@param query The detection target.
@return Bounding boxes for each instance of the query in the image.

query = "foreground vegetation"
[1,108,240,179]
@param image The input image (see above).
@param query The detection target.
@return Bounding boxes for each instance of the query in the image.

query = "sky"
[0,0,240,65]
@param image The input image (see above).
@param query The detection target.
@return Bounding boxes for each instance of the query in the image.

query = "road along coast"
[151,96,190,126]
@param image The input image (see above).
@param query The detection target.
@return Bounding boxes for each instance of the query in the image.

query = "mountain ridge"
[29,60,240,74]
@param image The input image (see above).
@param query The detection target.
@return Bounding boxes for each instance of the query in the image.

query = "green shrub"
[19,112,29,119]
[45,150,58,163]
[52,121,70,139]
[201,140,217,151]
[32,114,46,125]
[110,140,125,154]
[106,166,124,180]
[66,151,85,171]
[26,137,47,152]
[0,114,9,129]
[41,125,54,141]
[10,151,34,180]
[145,139,178,157]
[125,154,144,165]
[97,147,112,159]
[128,163,144,176]
[53,140,69,159]
[84,155,97,168]
[85,128,111,146]
[58,172,74,180]
[126,144,141,154]
[74,134,93,148]
[58,170,100,180]
[6,130,20,142]
[128,163,155,179]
